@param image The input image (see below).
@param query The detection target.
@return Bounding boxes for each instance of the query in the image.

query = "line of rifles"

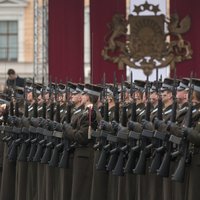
[0,77,194,184]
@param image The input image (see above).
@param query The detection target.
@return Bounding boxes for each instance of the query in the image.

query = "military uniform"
[136,102,145,123]
[187,121,200,200]
[161,79,175,200]
[176,102,188,125]
[15,121,30,200]
[170,79,190,200]
[59,104,84,200]
[63,83,103,200]
[0,131,3,192]
[91,100,116,200]
[26,102,39,200]
[0,143,16,200]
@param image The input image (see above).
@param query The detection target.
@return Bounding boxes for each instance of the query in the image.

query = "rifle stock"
[41,141,53,164]
[49,143,63,167]
[18,138,31,161]
[96,143,110,171]
[171,74,193,182]
[124,145,140,173]
[33,139,46,162]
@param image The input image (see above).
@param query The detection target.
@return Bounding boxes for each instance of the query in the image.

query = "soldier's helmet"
[161,78,179,92]
[134,80,146,92]
[150,80,162,93]
[83,83,103,97]
[177,78,190,91]
[67,82,77,93]
[192,78,200,92]
[72,83,84,95]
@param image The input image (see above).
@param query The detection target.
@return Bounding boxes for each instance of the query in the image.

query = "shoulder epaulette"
[163,109,172,115]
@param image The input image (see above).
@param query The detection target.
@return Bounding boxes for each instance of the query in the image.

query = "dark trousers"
[26,162,38,200]
[0,144,16,200]
[59,153,74,200]
[90,150,108,200]
[71,147,94,200]
[15,161,28,200]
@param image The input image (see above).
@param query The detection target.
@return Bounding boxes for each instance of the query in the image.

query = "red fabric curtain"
[48,0,84,82]
[90,0,126,84]
[170,1,200,78]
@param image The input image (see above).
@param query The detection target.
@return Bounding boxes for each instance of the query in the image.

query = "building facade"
[0,0,35,90]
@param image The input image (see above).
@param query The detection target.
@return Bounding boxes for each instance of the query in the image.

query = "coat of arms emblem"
[102,1,192,76]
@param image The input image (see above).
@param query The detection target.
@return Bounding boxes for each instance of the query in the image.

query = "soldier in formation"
[0,75,200,200]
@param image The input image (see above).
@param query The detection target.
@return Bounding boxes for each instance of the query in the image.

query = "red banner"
[90,0,126,84]
[48,0,84,82]
[170,1,200,78]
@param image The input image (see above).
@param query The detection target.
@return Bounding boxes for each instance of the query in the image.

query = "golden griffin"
[102,1,192,76]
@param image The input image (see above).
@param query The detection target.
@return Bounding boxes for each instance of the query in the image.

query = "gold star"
[143,1,150,10]
[153,5,160,15]
[133,5,142,15]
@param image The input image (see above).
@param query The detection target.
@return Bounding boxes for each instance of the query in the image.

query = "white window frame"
[0,1,28,62]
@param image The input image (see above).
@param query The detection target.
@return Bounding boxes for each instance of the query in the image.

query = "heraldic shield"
[102,1,192,76]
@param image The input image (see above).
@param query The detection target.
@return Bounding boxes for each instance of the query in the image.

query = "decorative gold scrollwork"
[102,1,192,76]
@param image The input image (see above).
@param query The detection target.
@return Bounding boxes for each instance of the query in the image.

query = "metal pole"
[33,0,38,81]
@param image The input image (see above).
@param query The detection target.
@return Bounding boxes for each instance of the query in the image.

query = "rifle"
[171,73,178,123]
[9,87,15,116]
[106,134,119,171]
[112,128,129,176]
[40,120,55,164]
[132,129,153,174]
[92,76,110,170]
[124,131,141,173]
[6,84,22,161]
[65,81,72,124]
[32,78,38,118]
[57,81,72,168]
[95,127,118,171]
[105,122,123,172]
[122,73,142,173]
[120,75,128,127]
[24,80,29,118]
[7,121,22,161]
[96,74,120,171]
[157,73,178,177]
[149,130,167,173]
[15,98,20,117]
[103,73,123,172]
[113,72,119,123]
[171,74,193,182]
[58,138,71,168]
[22,117,45,162]
[102,73,109,122]
[3,101,19,155]
[94,73,109,136]
[98,73,107,120]
[112,76,129,176]
[149,77,165,173]
[95,97,112,171]
[18,127,31,161]
[8,125,30,162]
[133,77,154,174]
[41,77,47,119]
[27,125,39,162]
[48,122,64,167]
[2,125,15,155]
[55,81,60,123]
[130,72,137,122]
[49,80,55,121]
[32,125,46,162]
